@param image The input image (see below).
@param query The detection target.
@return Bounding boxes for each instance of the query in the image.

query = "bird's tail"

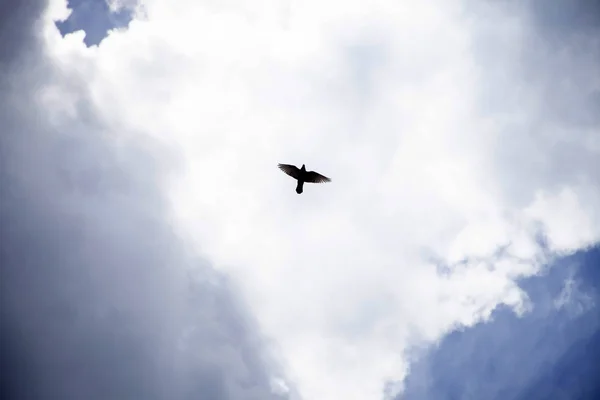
[296,180,304,194]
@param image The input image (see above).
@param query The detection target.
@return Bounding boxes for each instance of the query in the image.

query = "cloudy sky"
[1,0,599,399]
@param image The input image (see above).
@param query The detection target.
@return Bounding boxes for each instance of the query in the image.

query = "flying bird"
[278,163,331,194]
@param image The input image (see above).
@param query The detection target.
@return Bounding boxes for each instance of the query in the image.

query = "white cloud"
[34,0,600,399]
[554,266,595,317]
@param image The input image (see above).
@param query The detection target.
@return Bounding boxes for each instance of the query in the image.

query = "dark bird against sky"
[278,163,331,194]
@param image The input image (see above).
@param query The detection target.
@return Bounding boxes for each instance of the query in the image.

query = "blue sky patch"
[400,246,600,400]
[56,0,134,46]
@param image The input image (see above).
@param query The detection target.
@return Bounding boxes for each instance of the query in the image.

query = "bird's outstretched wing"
[278,163,301,179]
[305,170,331,183]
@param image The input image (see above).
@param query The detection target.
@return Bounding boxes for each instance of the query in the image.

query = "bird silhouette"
[278,163,331,194]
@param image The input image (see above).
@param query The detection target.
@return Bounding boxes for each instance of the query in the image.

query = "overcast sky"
[1,0,599,399]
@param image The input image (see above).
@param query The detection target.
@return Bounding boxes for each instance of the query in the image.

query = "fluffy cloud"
[3,0,599,399]
[1,0,291,399]
[401,249,600,399]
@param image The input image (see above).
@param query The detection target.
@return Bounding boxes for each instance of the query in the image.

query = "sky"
[401,246,600,400]
[1,0,599,400]
[55,0,134,46]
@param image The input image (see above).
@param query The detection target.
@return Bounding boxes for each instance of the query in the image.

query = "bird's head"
[301,164,306,171]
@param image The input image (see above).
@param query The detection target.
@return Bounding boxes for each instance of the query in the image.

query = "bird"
[278,163,331,194]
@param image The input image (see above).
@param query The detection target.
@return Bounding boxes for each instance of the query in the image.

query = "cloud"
[0,0,46,61]
[1,0,291,399]
[2,0,599,399]
[553,269,595,317]
[400,247,600,400]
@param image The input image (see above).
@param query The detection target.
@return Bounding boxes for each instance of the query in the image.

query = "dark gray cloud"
[464,0,600,209]
[0,0,46,63]
[0,1,290,399]
[526,0,600,34]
